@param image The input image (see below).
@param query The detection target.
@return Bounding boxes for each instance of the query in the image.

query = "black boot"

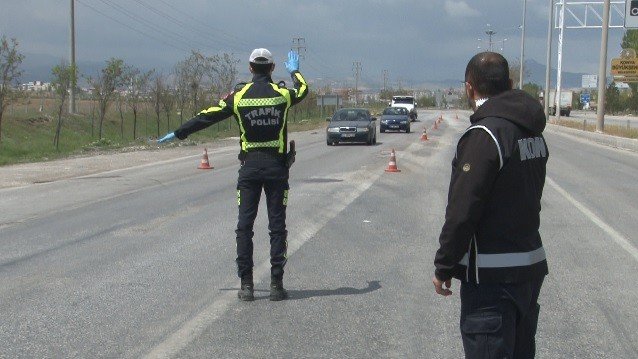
[270,277,288,301]
[238,274,254,302]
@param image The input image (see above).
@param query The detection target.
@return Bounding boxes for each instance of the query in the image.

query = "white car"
[390,96,418,121]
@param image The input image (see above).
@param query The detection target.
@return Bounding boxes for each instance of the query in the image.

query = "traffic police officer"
[158,49,308,301]
[433,52,548,358]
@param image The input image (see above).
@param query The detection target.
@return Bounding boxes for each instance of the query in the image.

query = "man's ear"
[270,63,275,74]
[249,64,254,74]
[465,82,474,98]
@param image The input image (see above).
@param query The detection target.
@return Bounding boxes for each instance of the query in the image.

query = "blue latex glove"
[284,51,299,73]
[158,132,176,144]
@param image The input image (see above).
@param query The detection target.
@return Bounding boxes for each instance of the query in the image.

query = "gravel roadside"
[0,137,240,189]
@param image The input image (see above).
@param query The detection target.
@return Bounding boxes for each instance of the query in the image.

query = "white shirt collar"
[475,98,489,108]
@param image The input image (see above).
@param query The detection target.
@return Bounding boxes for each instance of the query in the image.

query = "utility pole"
[382,70,388,93]
[519,0,527,89]
[485,24,496,51]
[69,0,76,114]
[556,0,566,121]
[353,61,362,106]
[291,37,305,122]
[291,37,306,70]
[544,0,554,121]
[596,0,611,133]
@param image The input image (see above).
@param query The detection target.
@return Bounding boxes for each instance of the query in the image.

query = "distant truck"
[547,90,574,117]
[390,96,418,121]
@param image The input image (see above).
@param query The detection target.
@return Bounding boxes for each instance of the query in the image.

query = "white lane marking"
[546,176,638,262]
[143,168,383,359]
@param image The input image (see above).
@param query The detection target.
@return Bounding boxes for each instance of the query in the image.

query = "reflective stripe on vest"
[238,97,288,107]
[233,82,292,153]
[233,83,253,151]
[458,246,546,268]
[244,140,280,149]
[269,83,292,153]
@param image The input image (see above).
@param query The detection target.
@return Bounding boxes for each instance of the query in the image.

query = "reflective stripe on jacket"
[173,71,308,156]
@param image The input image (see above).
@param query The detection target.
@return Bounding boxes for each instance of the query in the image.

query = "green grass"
[552,119,638,139]
[0,100,331,166]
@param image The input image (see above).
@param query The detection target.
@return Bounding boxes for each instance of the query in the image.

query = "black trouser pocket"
[461,312,507,359]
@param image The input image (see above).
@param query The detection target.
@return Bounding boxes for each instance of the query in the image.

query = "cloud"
[444,0,481,18]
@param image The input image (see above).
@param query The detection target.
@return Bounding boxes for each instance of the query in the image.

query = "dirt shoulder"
[0,137,239,189]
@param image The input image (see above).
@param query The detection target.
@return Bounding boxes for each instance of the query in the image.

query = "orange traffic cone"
[455,113,459,120]
[420,127,429,141]
[434,120,439,130]
[197,148,214,169]
[384,149,401,173]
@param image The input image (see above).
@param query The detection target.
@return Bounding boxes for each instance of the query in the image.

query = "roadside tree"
[621,30,638,114]
[605,82,621,115]
[209,53,239,97]
[179,51,209,115]
[0,36,25,142]
[51,62,76,150]
[126,68,154,140]
[160,83,175,133]
[87,58,128,139]
[173,62,190,125]
[150,73,165,137]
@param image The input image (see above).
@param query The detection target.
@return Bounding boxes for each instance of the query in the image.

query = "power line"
[154,0,256,48]
[131,0,246,52]
[95,0,212,51]
[76,0,191,53]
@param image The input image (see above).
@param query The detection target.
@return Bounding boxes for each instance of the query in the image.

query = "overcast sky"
[0,0,628,88]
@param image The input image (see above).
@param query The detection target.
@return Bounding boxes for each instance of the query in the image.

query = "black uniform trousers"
[235,153,289,280]
[460,277,544,359]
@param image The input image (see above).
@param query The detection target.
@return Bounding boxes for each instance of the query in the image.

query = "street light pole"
[69,0,76,114]
[519,0,527,89]
[544,0,554,121]
[556,0,566,121]
[596,0,611,133]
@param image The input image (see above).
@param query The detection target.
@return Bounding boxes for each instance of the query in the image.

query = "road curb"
[545,123,638,152]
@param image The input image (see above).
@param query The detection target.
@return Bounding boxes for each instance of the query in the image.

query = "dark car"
[326,108,377,146]
[380,107,411,133]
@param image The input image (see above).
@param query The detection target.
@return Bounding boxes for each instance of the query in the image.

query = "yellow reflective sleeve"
[197,98,229,115]
[234,83,253,151]
[292,72,308,101]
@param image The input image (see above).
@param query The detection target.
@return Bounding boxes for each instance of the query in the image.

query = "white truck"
[547,90,573,117]
[390,96,418,121]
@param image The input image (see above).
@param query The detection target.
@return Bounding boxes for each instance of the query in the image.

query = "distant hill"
[416,59,591,90]
[18,52,166,86]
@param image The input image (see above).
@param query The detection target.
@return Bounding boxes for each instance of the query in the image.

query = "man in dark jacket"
[433,52,549,358]
[158,49,308,302]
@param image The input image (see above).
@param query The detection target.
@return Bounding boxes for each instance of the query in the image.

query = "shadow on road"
[219,280,381,301]
[286,280,381,300]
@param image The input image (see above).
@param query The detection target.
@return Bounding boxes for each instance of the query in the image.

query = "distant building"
[20,80,52,92]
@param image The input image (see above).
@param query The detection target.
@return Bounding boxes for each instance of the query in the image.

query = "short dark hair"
[465,52,511,97]
[250,61,274,75]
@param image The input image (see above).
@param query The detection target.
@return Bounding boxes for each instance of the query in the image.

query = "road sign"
[626,0,638,28]
[316,95,342,106]
[613,75,638,83]
[611,58,638,76]
[581,74,597,89]
[580,93,590,104]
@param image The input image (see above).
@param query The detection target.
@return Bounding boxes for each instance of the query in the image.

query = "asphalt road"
[0,109,637,358]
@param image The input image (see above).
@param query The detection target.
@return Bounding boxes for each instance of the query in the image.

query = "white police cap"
[249,48,273,64]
